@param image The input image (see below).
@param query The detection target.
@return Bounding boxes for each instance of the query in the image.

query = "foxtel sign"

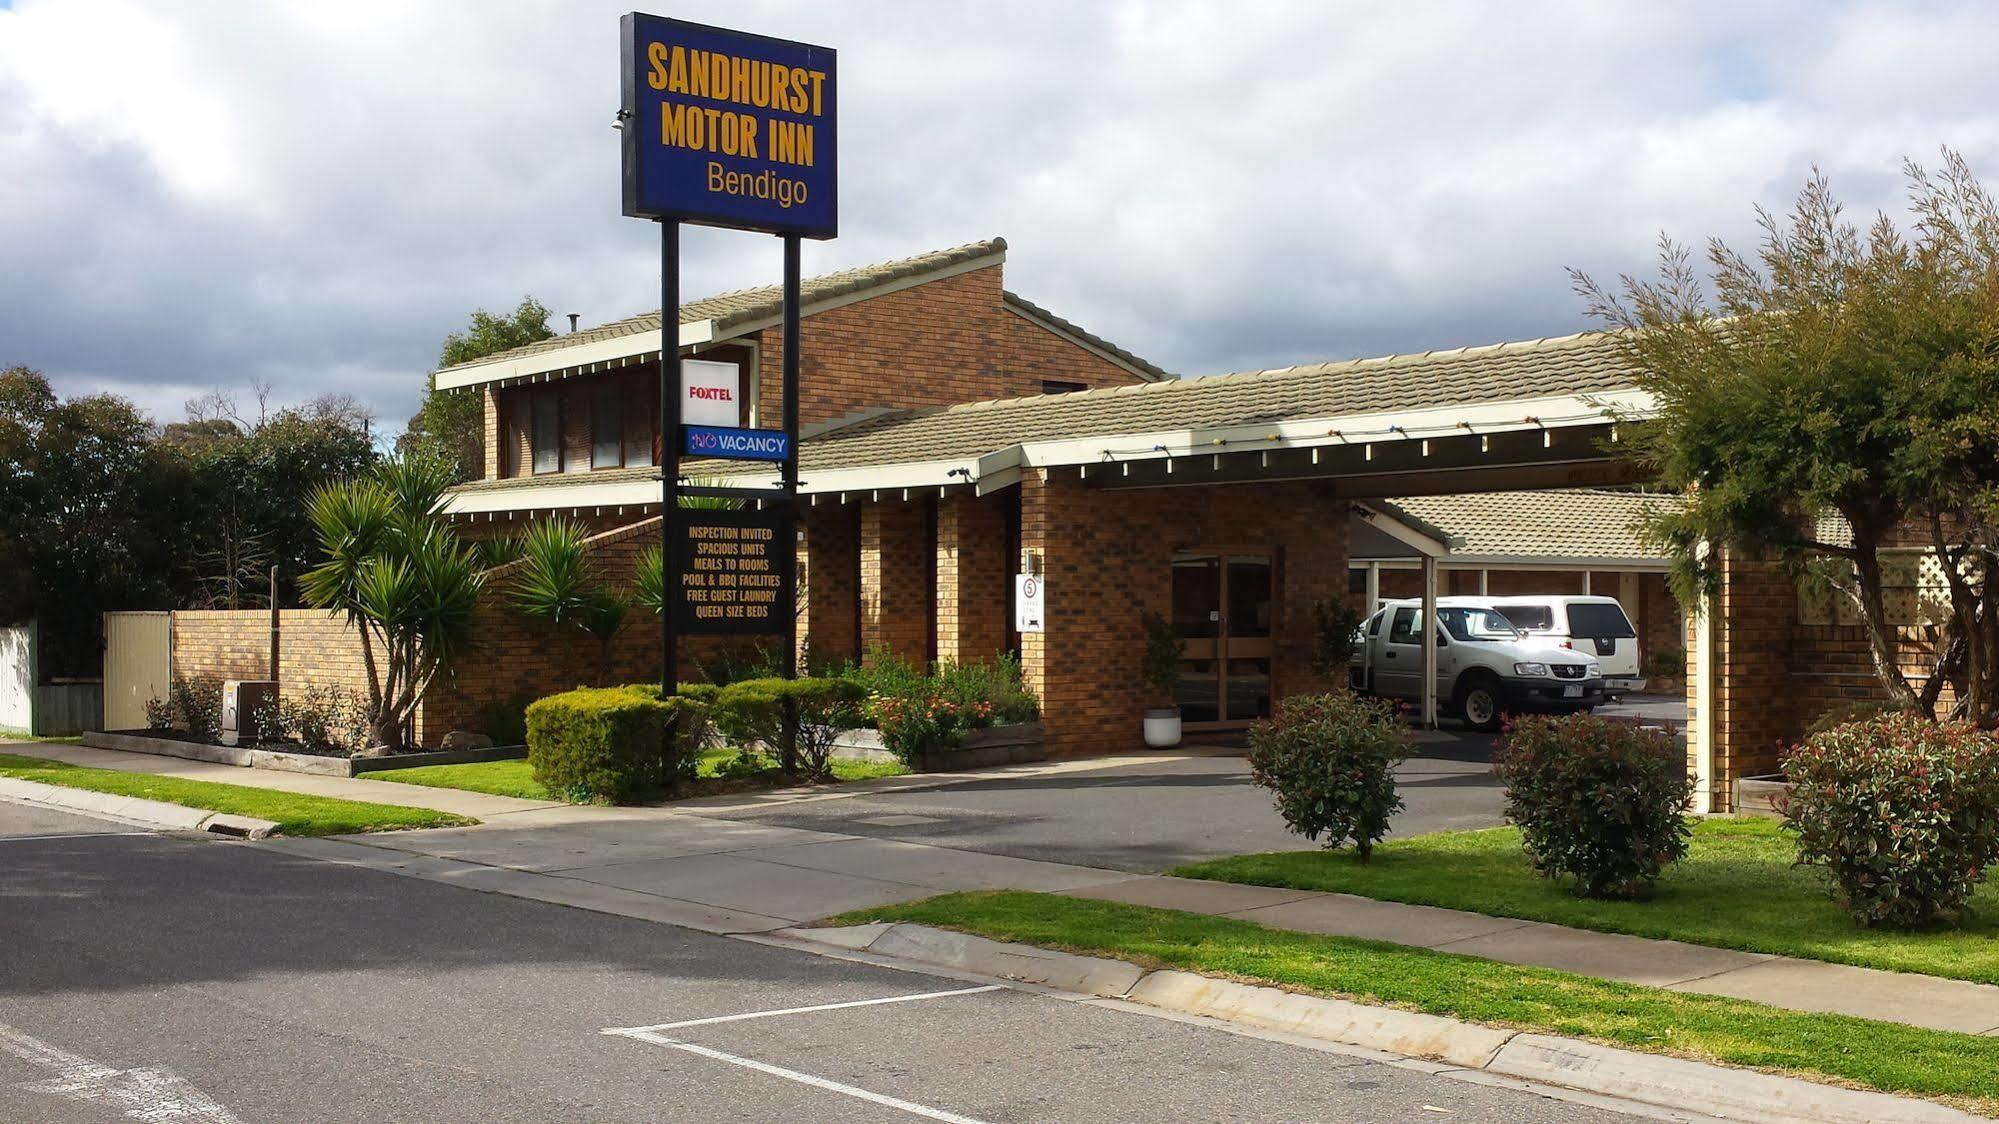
[684,425,791,462]
[680,357,741,426]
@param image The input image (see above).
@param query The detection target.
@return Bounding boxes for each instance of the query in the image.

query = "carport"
[1349,489,1688,674]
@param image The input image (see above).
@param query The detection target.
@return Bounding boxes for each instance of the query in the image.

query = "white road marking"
[0,831,150,843]
[613,1028,995,1124]
[0,1023,244,1123]
[605,984,1003,1035]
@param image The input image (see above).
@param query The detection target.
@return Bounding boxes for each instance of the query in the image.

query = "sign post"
[620,12,836,773]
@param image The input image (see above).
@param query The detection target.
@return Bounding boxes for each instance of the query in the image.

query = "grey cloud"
[3,0,1998,432]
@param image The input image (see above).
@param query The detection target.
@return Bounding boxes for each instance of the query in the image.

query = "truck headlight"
[1588,661,1601,677]
[1513,662,1549,677]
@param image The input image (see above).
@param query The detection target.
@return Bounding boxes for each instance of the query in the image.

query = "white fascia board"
[1359,557,1670,572]
[432,320,719,391]
[445,477,667,514]
[1011,389,1656,471]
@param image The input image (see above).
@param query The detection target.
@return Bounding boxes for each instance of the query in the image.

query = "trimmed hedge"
[1494,713,1692,899]
[526,687,707,803]
[1784,712,1999,928]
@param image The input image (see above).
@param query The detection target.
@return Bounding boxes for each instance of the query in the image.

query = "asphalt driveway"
[710,728,1507,873]
[709,694,1685,874]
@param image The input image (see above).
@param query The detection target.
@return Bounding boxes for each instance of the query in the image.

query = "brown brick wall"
[753,265,1146,432]
[935,492,1010,665]
[802,503,861,668]
[481,387,501,479]
[861,501,932,666]
[478,267,1152,486]
[1018,474,1349,756]
[999,304,1150,392]
[171,520,781,747]
[1708,549,1795,807]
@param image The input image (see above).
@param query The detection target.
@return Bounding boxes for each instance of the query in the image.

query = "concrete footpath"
[10,738,1998,1036]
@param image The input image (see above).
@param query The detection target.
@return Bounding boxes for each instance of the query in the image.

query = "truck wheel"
[1455,674,1504,732]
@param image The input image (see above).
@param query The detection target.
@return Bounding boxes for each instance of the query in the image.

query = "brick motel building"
[143,238,1907,811]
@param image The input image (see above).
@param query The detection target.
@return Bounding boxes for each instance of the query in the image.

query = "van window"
[1388,607,1419,644]
[1567,602,1637,639]
[1497,604,1554,631]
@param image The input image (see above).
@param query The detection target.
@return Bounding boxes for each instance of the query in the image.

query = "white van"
[1479,595,1645,697]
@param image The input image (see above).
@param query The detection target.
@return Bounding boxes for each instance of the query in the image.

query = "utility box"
[219,680,278,747]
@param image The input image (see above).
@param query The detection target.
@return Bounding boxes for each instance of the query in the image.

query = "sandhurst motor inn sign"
[621,13,837,238]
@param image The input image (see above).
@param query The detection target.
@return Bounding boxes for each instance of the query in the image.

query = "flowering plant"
[866,691,972,765]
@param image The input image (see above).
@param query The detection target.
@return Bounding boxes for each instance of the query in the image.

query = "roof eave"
[432,319,720,391]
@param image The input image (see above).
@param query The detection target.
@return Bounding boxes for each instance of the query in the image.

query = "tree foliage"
[401,297,555,481]
[1575,151,1999,724]
[301,455,484,751]
[0,366,188,676]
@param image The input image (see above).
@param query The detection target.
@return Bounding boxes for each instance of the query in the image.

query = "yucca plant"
[301,454,484,752]
[510,516,630,680]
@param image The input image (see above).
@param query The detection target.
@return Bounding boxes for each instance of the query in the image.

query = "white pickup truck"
[1350,597,1606,730]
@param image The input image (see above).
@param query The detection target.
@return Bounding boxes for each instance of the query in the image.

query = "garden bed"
[831,722,1044,772]
[1734,773,1790,820]
[81,730,526,778]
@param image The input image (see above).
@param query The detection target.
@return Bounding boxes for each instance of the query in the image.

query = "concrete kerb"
[783,922,1990,1124]
[0,776,279,839]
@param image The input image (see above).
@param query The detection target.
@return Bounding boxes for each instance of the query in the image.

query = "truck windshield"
[1437,606,1521,642]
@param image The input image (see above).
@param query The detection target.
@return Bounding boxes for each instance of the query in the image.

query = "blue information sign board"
[684,425,792,462]
[620,13,837,238]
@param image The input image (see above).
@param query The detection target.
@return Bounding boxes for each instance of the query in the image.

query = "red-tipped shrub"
[1494,713,1692,899]
[1783,711,1999,928]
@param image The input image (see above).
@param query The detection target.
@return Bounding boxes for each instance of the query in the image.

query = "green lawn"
[834,890,1999,1113]
[367,749,907,803]
[365,758,555,800]
[0,753,474,836]
[1173,818,1999,984]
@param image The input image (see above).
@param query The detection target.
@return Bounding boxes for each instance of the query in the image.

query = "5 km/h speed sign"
[1014,574,1045,634]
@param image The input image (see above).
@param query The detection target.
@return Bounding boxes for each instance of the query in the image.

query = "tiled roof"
[789,328,1641,471]
[1002,291,1171,381]
[439,238,1010,374]
[1376,489,1683,561]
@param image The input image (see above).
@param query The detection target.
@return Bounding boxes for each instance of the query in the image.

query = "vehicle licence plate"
[1562,685,1583,698]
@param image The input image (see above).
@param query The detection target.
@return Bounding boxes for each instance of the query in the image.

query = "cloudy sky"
[4,1,1997,437]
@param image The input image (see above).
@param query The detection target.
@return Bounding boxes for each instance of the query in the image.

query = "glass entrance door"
[1170,552,1275,727]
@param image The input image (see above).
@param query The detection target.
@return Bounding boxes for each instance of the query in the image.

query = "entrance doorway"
[1170,551,1274,728]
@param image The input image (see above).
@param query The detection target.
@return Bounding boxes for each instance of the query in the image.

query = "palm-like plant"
[301,454,484,752]
[511,516,630,679]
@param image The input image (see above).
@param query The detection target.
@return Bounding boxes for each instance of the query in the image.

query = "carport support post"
[1420,555,1438,728]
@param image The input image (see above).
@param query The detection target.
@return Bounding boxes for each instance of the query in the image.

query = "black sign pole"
[660,218,682,777]
[777,233,803,771]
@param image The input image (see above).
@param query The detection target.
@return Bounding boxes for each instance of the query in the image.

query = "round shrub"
[526,687,706,803]
[1247,691,1411,859]
[1493,714,1691,899]
[713,676,867,779]
[1783,711,1999,929]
